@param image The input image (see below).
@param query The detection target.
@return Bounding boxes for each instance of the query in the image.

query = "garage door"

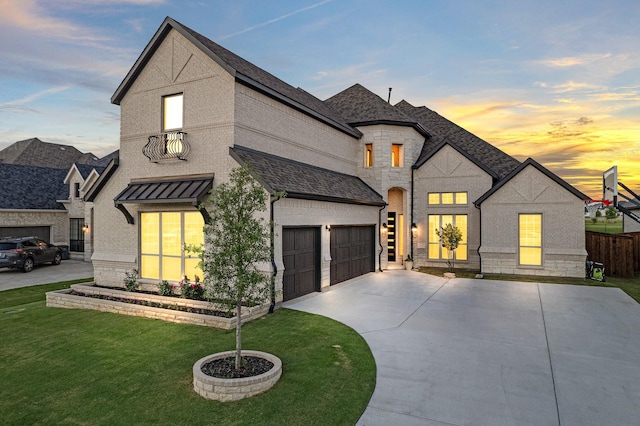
[282,227,320,301]
[0,226,51,241]
[330,225,375,285]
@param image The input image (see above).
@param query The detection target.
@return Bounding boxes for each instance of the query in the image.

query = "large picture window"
[519,214,542,266]
[428,214,467,261]
[140,211,204,281]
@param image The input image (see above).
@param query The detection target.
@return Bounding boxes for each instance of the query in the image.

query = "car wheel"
[22,257,34,273]
[52,252,62,265]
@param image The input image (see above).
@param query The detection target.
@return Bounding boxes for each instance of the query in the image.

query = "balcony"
[143,131,190,162]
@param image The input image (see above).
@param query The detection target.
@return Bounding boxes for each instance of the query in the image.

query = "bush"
[179,275,205,300]
[123,269,139,292]
[157,280,173,296]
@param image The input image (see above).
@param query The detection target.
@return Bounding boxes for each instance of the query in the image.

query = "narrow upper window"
[74,182,80,198]
[163,94,183,131]
[428,192,468,205]
[365,143,373,167]
[519,214,542,266]
[391,144,403,167]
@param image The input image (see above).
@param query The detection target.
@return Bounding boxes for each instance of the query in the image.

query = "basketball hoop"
[584,200,610,218]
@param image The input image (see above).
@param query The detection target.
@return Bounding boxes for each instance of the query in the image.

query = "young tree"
[192,165,272,370]
[436,223,463,271]
[605,206,618,233]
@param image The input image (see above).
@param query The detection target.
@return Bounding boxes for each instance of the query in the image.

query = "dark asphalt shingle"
[0,164,68,210]
[231,145,385,206]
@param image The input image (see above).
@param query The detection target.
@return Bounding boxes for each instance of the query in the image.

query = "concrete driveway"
[285,270,640,426]
[0,259,93,291]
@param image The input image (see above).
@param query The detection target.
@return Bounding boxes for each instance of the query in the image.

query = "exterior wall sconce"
[411,223,418,232]
[381,223,388,232]
[326,225,331,231]
[82,223,90,232]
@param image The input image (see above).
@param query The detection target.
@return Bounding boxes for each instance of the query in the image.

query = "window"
[519,214,542,266]
[391,144,403,167]
[74,182,80,198]
[163,94,183,131]
[140,211,204,281]
[365,143,373,167]
[428,192,468,205]
[70,218,85,252]
[428,214,467,261]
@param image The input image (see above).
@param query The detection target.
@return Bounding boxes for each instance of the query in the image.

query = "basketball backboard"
[603,166,618,205]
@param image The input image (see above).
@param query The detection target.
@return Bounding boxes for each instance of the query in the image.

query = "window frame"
[364,143,373,167]
[162,93,184,132]
[391,144,403,168]
[139,210,204,281]
[518,213,543,266]
[427,214,468,261]
[428,192,468,205]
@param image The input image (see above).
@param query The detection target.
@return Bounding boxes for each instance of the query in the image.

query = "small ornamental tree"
[436,223,463,271]
[605,206,618,233]
[190,165,272,370]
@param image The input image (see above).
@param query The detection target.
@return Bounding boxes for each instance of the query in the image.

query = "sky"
[1,0,639,198]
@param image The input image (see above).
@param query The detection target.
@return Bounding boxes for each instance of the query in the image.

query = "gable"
[475,160,588,206]
[126,29,221,97]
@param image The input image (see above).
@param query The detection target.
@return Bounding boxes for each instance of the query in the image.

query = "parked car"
[0,236,63,272]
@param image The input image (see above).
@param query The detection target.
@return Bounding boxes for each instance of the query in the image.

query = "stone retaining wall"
[193,350,282,401]
[46,284,269,329]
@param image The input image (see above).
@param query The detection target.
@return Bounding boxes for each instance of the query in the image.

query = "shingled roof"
[0,138,100,170]
[111,17,360,139]
[325,84,429,137]
[0,164,68,210]
[395,100,520,180]
[230,145,385,206]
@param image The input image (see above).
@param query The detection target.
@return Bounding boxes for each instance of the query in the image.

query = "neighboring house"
[58,163,106,260]
[88,17,588,302]
[0,164,69,246]
[621,200,640,233]
[0,137,99,168]
[0,143,115,260]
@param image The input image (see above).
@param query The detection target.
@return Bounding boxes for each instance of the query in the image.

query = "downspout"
[269,194,280,314]
[474,201,482,274]
[411,167,415,260]
[378,204,386,272]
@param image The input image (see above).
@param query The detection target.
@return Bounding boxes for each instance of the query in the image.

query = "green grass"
[585,218,623,234]
[0,278,93,309]
[0,284,376,425]
[419,267,640,303]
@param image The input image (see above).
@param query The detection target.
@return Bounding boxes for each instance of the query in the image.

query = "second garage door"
[282,227,320,301]
[330,225,375,285]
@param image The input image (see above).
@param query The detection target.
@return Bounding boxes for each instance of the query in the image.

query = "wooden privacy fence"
[585,231,640,278]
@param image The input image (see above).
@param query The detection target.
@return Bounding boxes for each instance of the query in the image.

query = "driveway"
[284,270,640,426]
[0,259,93,291]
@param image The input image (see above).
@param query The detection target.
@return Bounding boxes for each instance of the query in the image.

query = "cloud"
[536,53,612,68]
[218,0,335,41]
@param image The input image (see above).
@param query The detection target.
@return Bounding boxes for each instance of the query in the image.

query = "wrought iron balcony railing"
[143,131,190,162]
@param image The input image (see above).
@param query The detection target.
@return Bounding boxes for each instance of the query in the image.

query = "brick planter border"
[46,284,269,329]
[193,350,282,402]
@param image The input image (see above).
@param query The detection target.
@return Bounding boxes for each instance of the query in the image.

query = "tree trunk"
[235,302,242,370]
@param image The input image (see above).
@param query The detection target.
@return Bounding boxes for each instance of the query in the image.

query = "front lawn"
[0,283,375,425]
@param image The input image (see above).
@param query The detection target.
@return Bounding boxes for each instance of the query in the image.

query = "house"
[621,201,640,233]
[0,141,115,261]
[0,137,100,168]
[87,17,588,302]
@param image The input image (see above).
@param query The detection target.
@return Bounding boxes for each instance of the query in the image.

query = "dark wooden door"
[282,227,320,301]
[330,226,375,285]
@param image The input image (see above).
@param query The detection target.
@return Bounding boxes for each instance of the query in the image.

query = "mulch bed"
[67,290,232,317]
[201,355,274,378]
